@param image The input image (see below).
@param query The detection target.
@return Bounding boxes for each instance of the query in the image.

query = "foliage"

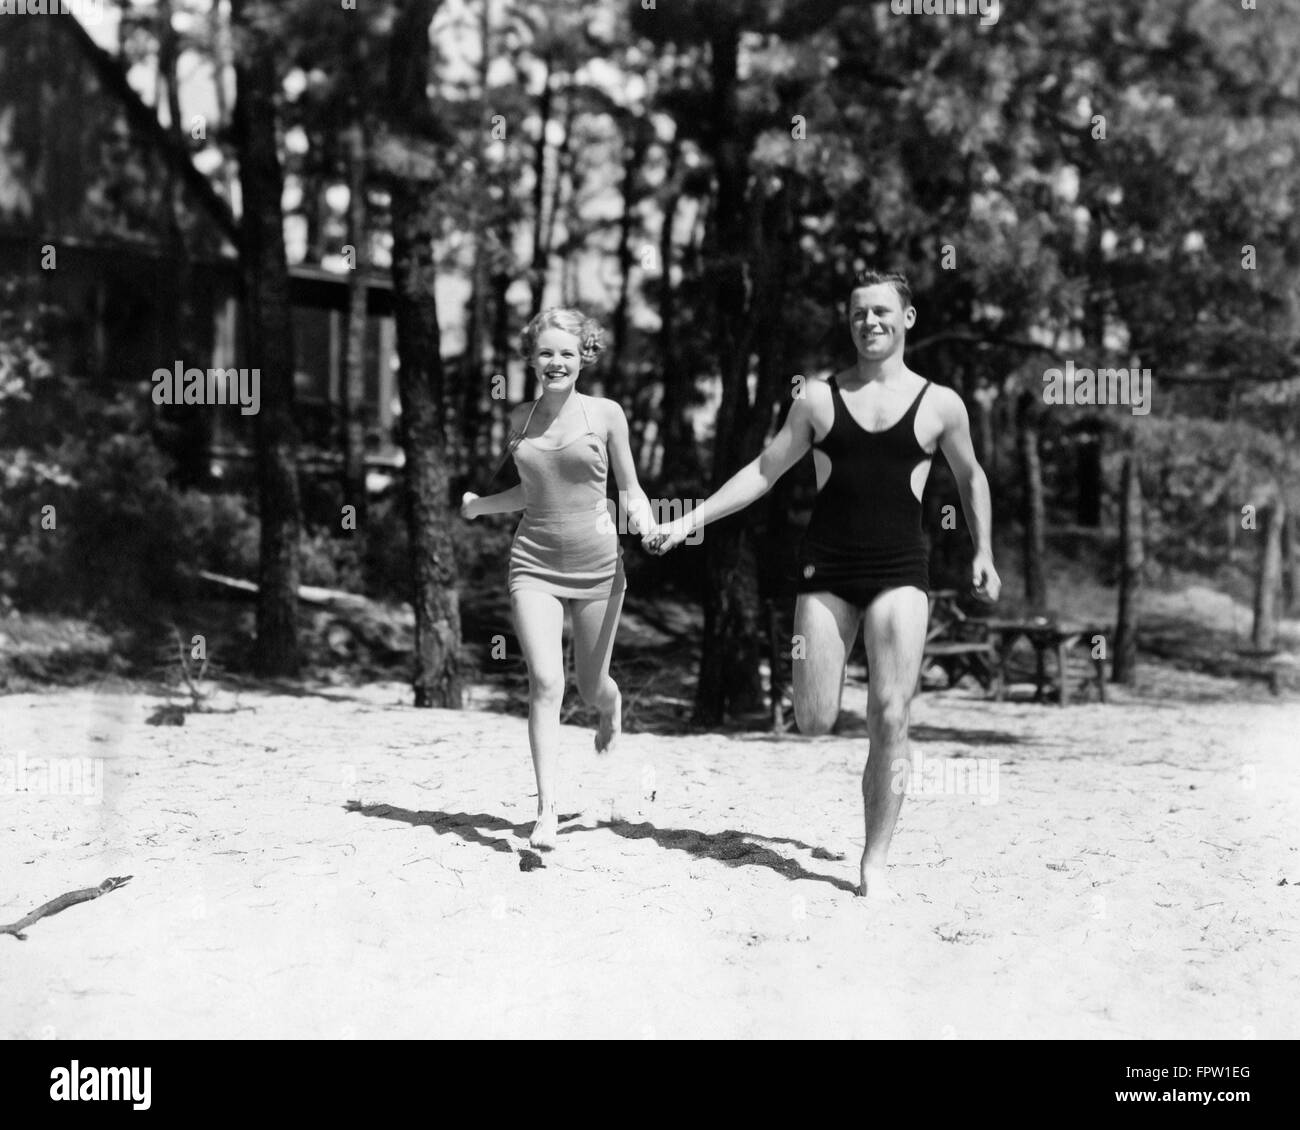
[1128,414,1295,571]
[0,285,185,619]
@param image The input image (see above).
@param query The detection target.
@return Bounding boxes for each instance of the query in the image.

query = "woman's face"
[533,327,583,391]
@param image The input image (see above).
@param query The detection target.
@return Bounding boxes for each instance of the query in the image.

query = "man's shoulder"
[791,373,836,418]
[801,372,840,397]
[914,374,961,408]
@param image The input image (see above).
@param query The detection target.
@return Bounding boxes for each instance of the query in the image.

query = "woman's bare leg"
[511,589,567,848]
[570,585,626,754]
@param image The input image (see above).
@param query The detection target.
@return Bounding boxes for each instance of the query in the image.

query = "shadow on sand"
[344,800,532,854]
[345,801,857,892]
[908,724,1025,746]
[587,821,859,894]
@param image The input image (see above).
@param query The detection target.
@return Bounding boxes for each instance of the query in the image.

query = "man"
[648,270,1000,898]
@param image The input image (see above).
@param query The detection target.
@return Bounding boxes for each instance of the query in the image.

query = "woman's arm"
[600,399,654,535]
[461,483,525,519]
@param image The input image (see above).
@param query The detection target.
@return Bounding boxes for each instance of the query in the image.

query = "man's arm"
[936,389,1000,600]
[655,390,819,548]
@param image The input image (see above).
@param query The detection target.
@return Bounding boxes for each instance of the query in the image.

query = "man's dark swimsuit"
[798,375,933,609]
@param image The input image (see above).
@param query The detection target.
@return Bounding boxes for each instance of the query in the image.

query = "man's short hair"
[848,270,912,309]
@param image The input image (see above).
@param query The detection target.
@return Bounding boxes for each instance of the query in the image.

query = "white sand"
[1,677,1297,1039]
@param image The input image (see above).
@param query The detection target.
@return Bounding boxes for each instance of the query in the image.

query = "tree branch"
[909,330,1067,363]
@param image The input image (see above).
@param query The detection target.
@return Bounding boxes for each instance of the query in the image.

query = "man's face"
[848,284,915,360]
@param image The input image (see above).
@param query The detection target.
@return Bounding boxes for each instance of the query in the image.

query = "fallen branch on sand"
[196,569,374,611]
[1,876,133,941]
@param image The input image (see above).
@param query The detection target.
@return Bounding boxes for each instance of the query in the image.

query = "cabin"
[0,12,404,488]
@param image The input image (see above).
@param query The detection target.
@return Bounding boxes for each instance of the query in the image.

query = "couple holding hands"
[462,282,999,898]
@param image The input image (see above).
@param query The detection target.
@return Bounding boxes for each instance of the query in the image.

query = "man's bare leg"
[792,591,863,736]
[858,587,929,899]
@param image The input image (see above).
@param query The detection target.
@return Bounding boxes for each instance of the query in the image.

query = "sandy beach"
[2,674,1297,1040]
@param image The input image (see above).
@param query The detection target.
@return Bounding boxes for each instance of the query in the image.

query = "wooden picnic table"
[918,590,1000,696]
[984,617,1110,706]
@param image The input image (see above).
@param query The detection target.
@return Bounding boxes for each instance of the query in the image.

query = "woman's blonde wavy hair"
[519,307,605,366]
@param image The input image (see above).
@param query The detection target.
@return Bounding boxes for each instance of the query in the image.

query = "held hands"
[971,551,1001,603]
[624,500,654,540]
[642,517,692,556]
[460,492,481,521]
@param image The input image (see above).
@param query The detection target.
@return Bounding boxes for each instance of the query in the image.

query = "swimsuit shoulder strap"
[906,380,934,456]
[813,375,843,448]
[519,398,540,439]
[578,393,598,437]
[907,379,932,414]
[827,373,847,414]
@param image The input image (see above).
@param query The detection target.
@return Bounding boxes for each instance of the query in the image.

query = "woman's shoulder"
[580,393,627,423]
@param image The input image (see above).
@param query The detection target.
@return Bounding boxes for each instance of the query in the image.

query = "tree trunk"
[460,264,488,478]
[460,0,493,473]
[1113,447,1144,684]
[489,266,512,446]
[1016,390,1047,612]
[385,0,462,709]
[656,136,695,489]
[232,0,302,678]
[1252,490,1284,652]
[523,60,553,401]
[1284,508,1300,614]
[693,21,767,725]
[543,92,574,299]
[606,122,649,411]
[342,114,369,537]
[1076,423,1102,527]
[159,0,206,487]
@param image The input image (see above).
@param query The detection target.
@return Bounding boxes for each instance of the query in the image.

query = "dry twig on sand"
[1,876,133,941]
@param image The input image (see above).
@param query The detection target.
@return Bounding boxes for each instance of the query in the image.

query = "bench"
[918,591,1001,696]
[918,638,1001,696]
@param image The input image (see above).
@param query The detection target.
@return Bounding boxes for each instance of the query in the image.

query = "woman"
[461,308,654,850]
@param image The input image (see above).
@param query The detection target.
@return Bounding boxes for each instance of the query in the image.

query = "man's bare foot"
[857,861,898,901]
[530,810,559,851]
[595,691,621,755]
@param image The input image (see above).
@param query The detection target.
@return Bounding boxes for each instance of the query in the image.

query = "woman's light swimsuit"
[509,393,625,601]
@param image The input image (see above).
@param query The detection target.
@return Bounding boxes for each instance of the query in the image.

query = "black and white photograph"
[1,0,1296,1074]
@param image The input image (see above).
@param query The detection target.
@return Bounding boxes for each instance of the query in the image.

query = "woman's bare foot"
[530,809,559,851]
[857,859,898,901]
[595,691,621,755]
